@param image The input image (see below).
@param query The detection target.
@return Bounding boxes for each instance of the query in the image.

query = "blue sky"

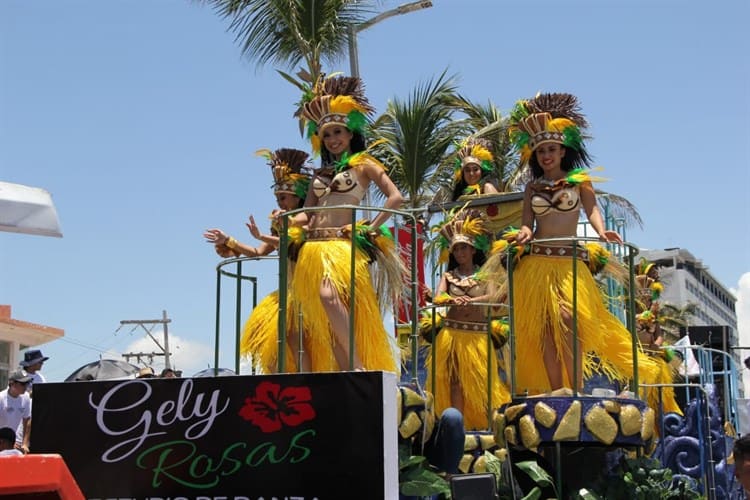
[1,0,748,382]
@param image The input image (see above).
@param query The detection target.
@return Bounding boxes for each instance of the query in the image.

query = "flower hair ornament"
[255,148,312,199]
[509,92,592,169]
[300,75,375,153]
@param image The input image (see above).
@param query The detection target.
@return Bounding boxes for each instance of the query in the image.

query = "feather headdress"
[432,209,491,264]
[255,148,312,199]
[509,92,591,168]
[301,76,374,153]
[453,137,494,182]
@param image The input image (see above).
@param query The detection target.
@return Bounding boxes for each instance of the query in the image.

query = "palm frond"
[369,69,464,208]
[198,0,377,76]
[595,191,644,229]
[445,94,521,192]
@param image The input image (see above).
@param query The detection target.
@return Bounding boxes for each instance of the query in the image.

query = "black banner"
[32,371,398,500]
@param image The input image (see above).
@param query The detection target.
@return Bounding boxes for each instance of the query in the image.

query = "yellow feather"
[471,144,493,162]
[547,118,577,133]
[491,240,509,255]
[348,152,386,171]
[520,145,531,165]
[462,217,483,237]
[329,95,368,116]
[374,234,395,253]
[438,248,450,265]
[287,226,305,245]
[254,148,273,160]
[568,166,608,185]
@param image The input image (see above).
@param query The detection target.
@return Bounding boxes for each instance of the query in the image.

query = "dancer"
[292,75,404,372]
[426,209,510,430]
[450,137,499,201]
[634,259,683,415]
[497,92,658,394]
[204,148,312,372]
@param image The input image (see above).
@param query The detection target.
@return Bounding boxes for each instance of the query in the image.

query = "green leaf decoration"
[521,486,542,500]
[516,460,553,488]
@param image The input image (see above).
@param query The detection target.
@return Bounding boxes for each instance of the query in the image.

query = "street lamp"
[348,0,433,79]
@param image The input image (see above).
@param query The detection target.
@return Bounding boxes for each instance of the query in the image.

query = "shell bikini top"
[313,167,367,206]
[530,181,581,217]
[445,270,484,298]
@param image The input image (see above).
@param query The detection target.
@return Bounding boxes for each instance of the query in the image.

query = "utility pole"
[118,310,172,369]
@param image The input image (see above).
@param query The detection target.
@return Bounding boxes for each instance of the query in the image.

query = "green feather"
[562,125,583,150]
[378,224,394,240]
[346,111,367,134]
[474,234,490,253]
[564,168,587,185]
[480,159,493,174]
[510,129,530,149]
[354,224,373,250]
[509,101,529,123]
[664,348,675,362]
[294,177,310,200]
[335,151,353,172]
[306,120,317,139]
[438,234,449,250]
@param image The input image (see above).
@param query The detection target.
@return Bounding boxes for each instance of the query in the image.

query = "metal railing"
[276,204,419,372]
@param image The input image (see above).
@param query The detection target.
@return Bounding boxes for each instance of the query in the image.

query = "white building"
[0,305,64,386]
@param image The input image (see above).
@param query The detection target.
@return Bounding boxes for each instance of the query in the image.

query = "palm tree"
[658,302,697,342]
[444,95,521,192]
[369,70,465,210]
[199,0,377,129]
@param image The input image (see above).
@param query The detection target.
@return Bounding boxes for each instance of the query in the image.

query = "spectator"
[160,368,177,378]
[0,371,32,454]
[20,349,49,393]
[0,427,22,456]
[398,385,465,475]
[136,367,155,379]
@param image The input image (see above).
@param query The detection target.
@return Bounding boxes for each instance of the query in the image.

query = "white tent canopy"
[0,181,62,237]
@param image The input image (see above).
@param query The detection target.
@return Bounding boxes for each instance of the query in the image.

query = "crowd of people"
[0,350,46,455]
[0,349,183,457]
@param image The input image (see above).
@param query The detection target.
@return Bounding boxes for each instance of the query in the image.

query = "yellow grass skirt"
[425,324,511,430]
[511,254,660,394]
[290,239,399,373]
[645,355,683,417]
[240,291,303,373]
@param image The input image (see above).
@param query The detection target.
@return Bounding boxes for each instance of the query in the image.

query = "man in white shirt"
[0,371,32,454]
[0,426,22,456]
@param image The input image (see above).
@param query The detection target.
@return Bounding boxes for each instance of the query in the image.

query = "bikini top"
[445,270,484,298]
[530,181,580,217]
[312,167,367,205]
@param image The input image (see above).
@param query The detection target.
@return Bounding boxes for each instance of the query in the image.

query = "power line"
[118,310,172,369]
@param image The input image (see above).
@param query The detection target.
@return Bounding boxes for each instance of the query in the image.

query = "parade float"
[19,200,742,500]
